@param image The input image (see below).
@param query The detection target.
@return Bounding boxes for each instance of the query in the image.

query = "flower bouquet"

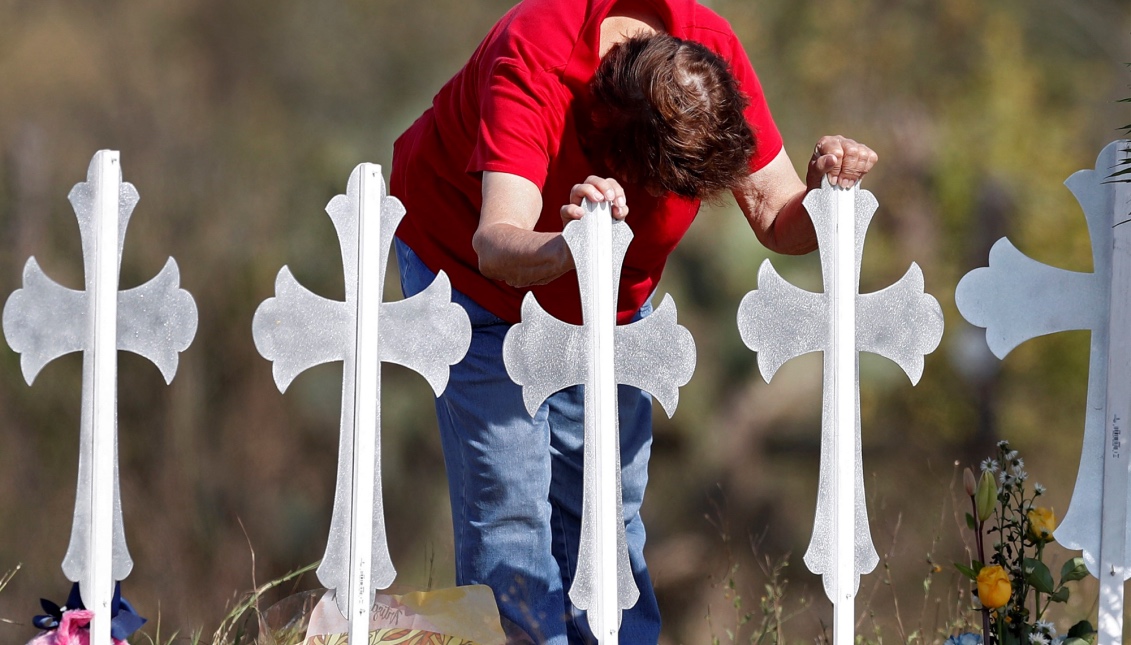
[953,441,1094,645]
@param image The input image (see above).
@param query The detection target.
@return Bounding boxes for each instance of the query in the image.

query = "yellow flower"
[1028,507,1057,542]
[976,565,1011,609]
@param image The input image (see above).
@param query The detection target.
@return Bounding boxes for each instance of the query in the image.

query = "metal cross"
[737,181,943,645]
[252,163,470,643]
[956,141,1131,645]
[502,201,696,644]
[2,150,198,645]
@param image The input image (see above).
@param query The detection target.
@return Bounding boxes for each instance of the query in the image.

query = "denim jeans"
[395,238,661,644]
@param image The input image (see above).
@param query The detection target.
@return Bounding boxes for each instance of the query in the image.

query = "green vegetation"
[1116,68,1131,183]
[955,442,1093,645]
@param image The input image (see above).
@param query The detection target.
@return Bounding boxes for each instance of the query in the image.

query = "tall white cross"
[502,201,696,644]
[252,163,470,645]
[956,141,1131,645]
[737,181,943,645]
[2,150,198,644]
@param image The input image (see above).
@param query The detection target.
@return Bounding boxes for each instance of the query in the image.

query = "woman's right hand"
[560,175,629,225]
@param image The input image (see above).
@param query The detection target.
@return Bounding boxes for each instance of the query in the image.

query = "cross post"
[252,163,471,644]
[502,201,696,643]
[956,141,1131,644]
[737,180,943,645]
[831,187,857,639]
[2,150,198,644]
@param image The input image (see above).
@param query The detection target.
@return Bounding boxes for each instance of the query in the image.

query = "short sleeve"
[721,34,783,173]
[468,60,570,189]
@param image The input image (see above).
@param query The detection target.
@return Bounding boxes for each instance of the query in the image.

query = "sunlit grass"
[134,561,317,645]
[702,464,990,645]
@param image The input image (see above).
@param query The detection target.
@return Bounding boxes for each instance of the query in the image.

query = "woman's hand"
[807,135,878,190]
[560,175,629,225]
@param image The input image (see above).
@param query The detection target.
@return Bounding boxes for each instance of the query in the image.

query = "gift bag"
[261,585,507,645]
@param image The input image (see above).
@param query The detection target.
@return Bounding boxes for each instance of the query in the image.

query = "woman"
[391,0,876,641]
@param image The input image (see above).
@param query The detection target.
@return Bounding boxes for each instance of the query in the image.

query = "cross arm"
[379,270,472,396]
[737,259,828,381]
[3,258,87,385]
[502,292,587,416]
[956,238,1102,358]
[614,294,695,417]
[117,258,198,384]
[252,267,352,392]
[856,263,943,384]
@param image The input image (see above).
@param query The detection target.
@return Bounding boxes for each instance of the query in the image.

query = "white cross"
[737,181,943,645]
[252,163,470,644]
[2,150,198,644]
[502,201,696,644]
[956,141,1131,645]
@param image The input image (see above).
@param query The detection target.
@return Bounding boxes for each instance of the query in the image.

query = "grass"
[136,560,318,645]
[706,542,806,645]
[0,564,20,630]
[704,464,988,645]
[705,492,814,645]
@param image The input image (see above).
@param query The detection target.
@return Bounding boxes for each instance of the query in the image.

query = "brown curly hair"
[588,33,756,201]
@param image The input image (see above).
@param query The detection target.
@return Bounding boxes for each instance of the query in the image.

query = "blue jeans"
[395,238,661,644]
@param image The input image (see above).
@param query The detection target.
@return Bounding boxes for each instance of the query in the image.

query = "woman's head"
[589,33,756,201]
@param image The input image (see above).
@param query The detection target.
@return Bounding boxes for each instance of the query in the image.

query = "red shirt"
[391,0,782,325]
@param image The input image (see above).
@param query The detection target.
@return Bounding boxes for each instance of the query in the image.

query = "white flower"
[1029,633,1050,645]
[1035,620,1056,635]
[1034,483,1046,495]
[1015,469,1028,481]
[1011,457,1025,473]
[997,440,1010,449]
[981,458,999,474]
[1005,450,1019,462]
[999,471,1009,485]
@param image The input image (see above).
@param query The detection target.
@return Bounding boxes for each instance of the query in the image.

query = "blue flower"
[945,634,983,645]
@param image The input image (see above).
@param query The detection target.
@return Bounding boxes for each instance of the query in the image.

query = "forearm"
[752,189,818,255]
[735,149,818,255]
[737,136,876,255]
[472,222,574,287]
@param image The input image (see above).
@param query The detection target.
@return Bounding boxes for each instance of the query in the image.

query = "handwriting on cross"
[737,181,942,644]
[2,150,198,644]
[252,164,471,638]
[502,201,695,643]
[956,142,1131,645]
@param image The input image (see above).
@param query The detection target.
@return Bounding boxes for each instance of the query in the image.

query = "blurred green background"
[0,0,1127,642]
